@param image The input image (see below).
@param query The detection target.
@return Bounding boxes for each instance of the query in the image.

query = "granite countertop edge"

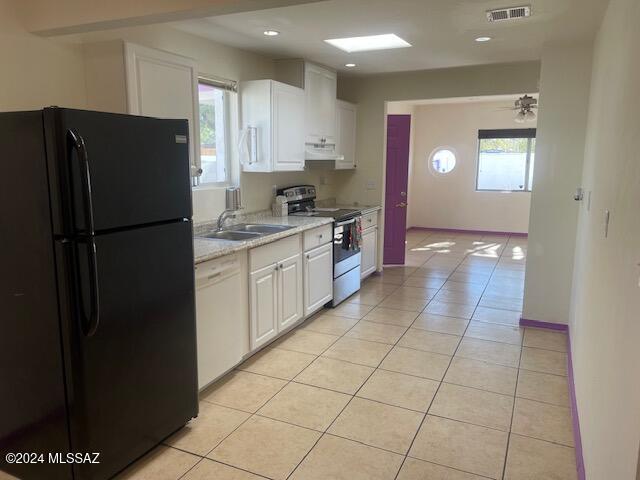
[338,205,382,215]
[193,216,334,264]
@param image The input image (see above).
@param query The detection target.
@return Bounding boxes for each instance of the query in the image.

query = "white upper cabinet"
[335,100,357,169]
[304,63,337,145]
[240,79,305,172]
[124,43,199,168]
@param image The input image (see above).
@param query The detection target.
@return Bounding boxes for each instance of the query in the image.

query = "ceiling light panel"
[324,34,411,53]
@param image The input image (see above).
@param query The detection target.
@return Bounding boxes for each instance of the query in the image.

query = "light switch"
[366,180,376,190]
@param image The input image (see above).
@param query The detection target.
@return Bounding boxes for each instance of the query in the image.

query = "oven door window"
[334,222,360,264]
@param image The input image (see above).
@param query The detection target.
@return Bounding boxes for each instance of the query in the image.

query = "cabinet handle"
[306,254,310,260]
[318,234,323,239]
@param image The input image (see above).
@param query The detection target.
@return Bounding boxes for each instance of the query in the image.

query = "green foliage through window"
[199,102,216,146]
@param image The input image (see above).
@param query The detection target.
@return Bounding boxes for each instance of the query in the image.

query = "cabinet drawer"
[250,234,301,272]
[303,224,332,251]
[362,211,378,228]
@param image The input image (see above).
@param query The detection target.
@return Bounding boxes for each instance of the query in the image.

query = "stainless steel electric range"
[277,185,361,306]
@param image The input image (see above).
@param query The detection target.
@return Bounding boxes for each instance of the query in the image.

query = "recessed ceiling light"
[475,36,492,42]
[345,63,357,68]
[263,30,280,36]
[324,34,411,53]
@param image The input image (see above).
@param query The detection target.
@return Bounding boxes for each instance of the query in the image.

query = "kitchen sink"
[232,224,295,234]
[200,230,262,241]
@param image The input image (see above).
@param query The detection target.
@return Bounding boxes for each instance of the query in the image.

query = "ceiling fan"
[499,95,538,123]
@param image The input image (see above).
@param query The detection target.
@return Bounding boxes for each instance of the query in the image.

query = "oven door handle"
[336,217,358,227]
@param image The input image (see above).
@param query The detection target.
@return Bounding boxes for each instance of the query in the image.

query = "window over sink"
[196,78,235,186]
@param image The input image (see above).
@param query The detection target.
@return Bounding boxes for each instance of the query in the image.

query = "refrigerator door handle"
[68,129,96,235]
[77,236,100,337]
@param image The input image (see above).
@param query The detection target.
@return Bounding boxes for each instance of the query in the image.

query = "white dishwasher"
[195,253,248,390]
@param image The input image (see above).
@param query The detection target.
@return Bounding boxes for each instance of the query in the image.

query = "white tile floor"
[116,229,576,480]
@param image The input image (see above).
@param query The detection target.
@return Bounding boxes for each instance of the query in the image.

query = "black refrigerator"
[0,108,199,480]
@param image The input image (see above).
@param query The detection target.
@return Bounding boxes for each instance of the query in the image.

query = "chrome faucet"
[217,210,236,231]
[217,186,242,231]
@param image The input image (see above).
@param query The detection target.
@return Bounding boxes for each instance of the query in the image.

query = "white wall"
[336,62,541,208]
[522,44,593,325]
[569,0,640,477]
[0,0,86,110]
[406,100,533,233]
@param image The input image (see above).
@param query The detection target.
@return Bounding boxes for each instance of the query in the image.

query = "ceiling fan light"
[526,110,536,121]
[515,111,526,123]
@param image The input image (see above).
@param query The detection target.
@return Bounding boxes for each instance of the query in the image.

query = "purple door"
[383,114,411,265]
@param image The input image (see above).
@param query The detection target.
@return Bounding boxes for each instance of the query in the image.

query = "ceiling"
[172,0,608,75]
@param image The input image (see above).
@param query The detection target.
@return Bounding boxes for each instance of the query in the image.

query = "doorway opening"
[382,94,537,268]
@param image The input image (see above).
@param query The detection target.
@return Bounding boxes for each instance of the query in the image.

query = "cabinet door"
[124,43,199,170]
[304,63,337,144]
[304,243,333,316]
[272,82,305,171]
[361,226,378,279]
[278,253,304,330]
[335,100,357,169]
[250,263,279,350]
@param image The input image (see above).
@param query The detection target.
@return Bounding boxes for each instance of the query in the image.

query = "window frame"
[193,75,237,188]
[428,146,458,176]
[475,128,536,193]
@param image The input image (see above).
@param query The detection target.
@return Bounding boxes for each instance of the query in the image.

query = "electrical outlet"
[366,180,376,190]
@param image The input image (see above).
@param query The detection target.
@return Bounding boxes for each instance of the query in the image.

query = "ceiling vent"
[486,5,531,22]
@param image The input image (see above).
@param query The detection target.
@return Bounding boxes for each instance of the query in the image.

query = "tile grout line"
[500,298,526,479]
[187,320,351,478]
[286,233,468,479]
[175,231,529,480]
[284,275,421,479]
[392,233,507,479]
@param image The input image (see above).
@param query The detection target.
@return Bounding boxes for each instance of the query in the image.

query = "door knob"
[400,191,407,197]
[395,202,407,208]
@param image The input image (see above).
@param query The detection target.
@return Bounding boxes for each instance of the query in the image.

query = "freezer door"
[59,220,198,480]
[44,108,192,235]
[0,111,72,480]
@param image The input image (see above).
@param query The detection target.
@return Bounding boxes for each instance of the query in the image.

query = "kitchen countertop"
[192,205,382,264]
[193,215,334,264]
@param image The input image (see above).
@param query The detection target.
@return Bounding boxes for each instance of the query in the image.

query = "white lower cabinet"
[361,225,378,279]
[278,253,304,330]
[249,263,279,349]
[303,242,333,316]
[249,235,303,350]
